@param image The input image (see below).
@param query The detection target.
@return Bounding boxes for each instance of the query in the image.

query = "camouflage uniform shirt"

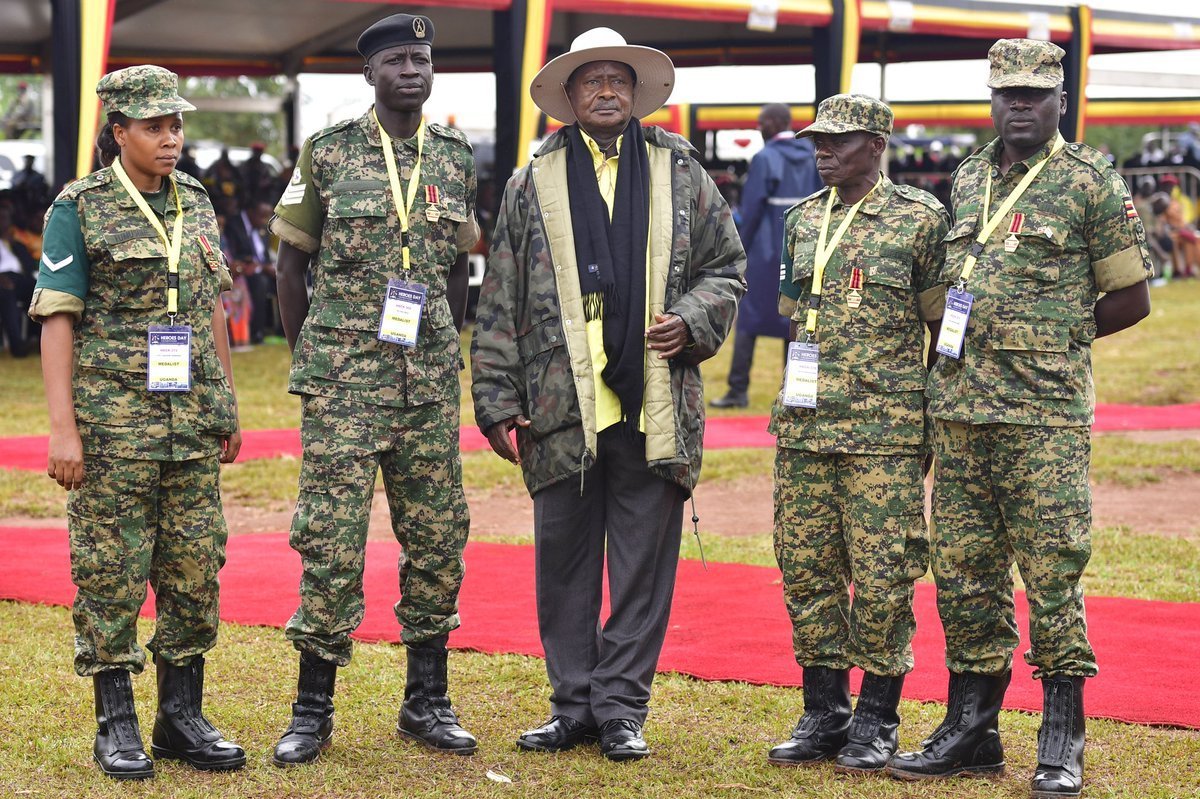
[270,111,480,407]
[770,175,949,454]
[29,168,237,461]
[928,137,1153,426]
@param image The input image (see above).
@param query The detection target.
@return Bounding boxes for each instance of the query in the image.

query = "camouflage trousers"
[67,454,227,676]
[931,420,1097,678]
[285,394,469,665]
[773,448,929,676]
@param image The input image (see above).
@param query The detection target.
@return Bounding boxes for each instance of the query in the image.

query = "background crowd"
[2,82,1200,361]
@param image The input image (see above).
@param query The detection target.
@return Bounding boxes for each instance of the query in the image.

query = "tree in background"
[0,76,40,140]
[181,76,289,157]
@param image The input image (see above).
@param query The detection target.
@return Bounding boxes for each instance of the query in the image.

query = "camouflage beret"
[987,39,1065,90]
[357,13,434,61]
[96,65,195,119]
[797,94,893,139]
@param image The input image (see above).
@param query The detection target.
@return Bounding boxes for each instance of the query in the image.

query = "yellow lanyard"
[112,157,185,316]
[957,133,1065,288]
[373,108,425,274]
[805,173,882,337]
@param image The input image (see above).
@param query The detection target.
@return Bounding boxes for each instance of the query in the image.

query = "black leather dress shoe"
[709,392,749,409]
[600,719,650,762]
[517,716,598,752]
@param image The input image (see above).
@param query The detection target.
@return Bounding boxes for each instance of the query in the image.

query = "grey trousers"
[532,427,685,727]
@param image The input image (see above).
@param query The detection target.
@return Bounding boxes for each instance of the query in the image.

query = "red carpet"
[2,402,1198,472]
[2,525,1197,730]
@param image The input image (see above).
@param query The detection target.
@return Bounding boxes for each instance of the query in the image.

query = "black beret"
[357,14,435,61]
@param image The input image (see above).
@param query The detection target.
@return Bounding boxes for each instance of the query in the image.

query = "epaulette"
[55,168,113,202]
[798,186,830,205]
[310,116,359,144]
[427,122,471,148]
[893,182,946,213]
[174,170,206,192]
[785,187,830,217]
[1063,141,1113,174]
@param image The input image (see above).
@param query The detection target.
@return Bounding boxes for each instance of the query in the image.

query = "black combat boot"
[397,635,477,755]
[92,670,155,780]
[1030,676,1085,799]
[272,651,337,767]
[150,655,246,771]
[887,670,1010,780]
[767,666,852,766]
[835,672,905,774]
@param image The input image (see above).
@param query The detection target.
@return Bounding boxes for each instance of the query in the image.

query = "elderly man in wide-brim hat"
[471,28,745,761]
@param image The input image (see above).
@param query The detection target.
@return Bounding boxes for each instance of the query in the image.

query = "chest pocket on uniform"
[101,230,165,311]
[425,193,469,262]
[1009,214,1069,283]
[327,191,390,262]
[856,255,913,329]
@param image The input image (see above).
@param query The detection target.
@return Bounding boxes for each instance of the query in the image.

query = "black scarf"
[565,119,650,427]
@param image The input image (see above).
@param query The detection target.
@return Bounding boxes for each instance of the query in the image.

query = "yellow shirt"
[579,130,649,433]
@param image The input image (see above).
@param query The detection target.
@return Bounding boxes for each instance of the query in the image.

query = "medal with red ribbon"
[1004,212,1024,253]
[847,266,863,309]
[425,185,441,222]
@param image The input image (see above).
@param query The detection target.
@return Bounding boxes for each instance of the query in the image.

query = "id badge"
[935,288,974,360]
[378,279,427,347]
[782,341,819,408]
[147,325,192,392]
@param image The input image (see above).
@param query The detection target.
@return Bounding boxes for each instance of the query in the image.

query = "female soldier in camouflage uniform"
[29,66,245,780]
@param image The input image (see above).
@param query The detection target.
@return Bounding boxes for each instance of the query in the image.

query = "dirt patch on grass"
[5,433,1198,542]
[204,466,1200,543]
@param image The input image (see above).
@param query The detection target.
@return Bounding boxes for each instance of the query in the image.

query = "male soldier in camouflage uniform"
[888,41,1152,798]
[31,65,244,779]
[766,94,947,773]
[268,13,480,764]
[471,28,744,761]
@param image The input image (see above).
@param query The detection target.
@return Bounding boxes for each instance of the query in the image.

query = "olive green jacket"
[471,125,746,496]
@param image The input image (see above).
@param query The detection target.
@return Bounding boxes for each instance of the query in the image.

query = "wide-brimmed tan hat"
[530,27,675,124]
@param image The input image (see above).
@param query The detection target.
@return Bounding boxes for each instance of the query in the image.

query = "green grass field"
[0,280,1198,795]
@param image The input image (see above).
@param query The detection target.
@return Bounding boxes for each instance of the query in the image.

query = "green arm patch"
[269,215,319,255]
[272,137,322,246]
[777,221,801,318]
[1093,244,1151,293]
[28,287,84,323]
[35,201,89,301]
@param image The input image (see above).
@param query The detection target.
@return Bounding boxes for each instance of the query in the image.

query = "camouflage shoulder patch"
[174,169,206,192]
[893,182,946,214]
[950,142,992,185]
[797,186,831,207]
[309,116,360,145]
[1063,141,1115,175]
[427,122,470,147]
[56,168,113,202]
